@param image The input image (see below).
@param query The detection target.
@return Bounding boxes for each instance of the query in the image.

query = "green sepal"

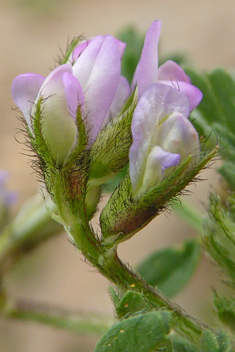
[214,292,235,333]
[55,107,91,214]
[95,310,172,352]
[136,240,200,298]
[202,193,235,283]
[88,88,138,187]
[200,330,232,352]
[65,105,87,165]
[100,147,217,245]
[114,291,151,319]
[30,97,55,167]
[31,99,93,213]
[57,36,83,65]
[56,152,90,215]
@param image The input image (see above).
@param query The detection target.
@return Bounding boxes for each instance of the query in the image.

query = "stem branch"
[3,297,111,335]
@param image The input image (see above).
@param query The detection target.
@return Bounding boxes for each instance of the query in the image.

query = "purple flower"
[132,20,202,111]
[129,83,200,194]
[12,35,130,165]
[0,170,17,206]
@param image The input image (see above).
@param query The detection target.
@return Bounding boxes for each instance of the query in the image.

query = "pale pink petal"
[83,35,121,142]
[158,80,203,111]
[39,64,73,97]
[102,76,130,126]
[132,20,162,97]
[62,72,85,120]
[129,83,190,191]
[114,38,126,58]
[141,145,181,191]
[71,40,92,63]
[37,65,78,165]
[11,74,45,126]
[72,35,105,88]
[159,112,200,162]
[158,60,191,83]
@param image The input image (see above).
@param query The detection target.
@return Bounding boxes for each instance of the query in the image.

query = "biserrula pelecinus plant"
[9,19,232,351]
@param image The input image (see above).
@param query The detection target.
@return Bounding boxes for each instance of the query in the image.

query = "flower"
[132,20,202,111]
[0,171,17,228]
[12,35,130,165]
[129,83,200,194]
[0,171,17,207]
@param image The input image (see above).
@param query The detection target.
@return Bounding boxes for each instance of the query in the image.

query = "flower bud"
[11,35,129,167]
[129,83,200,195]
[100,82,208,245]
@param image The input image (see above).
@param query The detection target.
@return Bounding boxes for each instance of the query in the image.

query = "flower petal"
[141,146,181,192]
[71,36,125,65]
[129,83,190,191]
[159,112,200,162]
[72,35,105,88]
[11,73,45,127]
[37,65,78,165]
[114,38,126,58]
[39,64,73,97]
[158,60,191,83]
[82,35,121,142]
[62,72,85,120]
[102,76,130,126]
[158,80,203,111]
[132,20,162,97]
[71,40,92,63]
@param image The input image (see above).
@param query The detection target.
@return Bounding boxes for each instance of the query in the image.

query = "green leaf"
[185,67,235,189]
[115,291,151,319]
[95,310,172,352]
[208,69,235,134]
[136,240,200,298]
[170,335,199,352]
[185,68,235,131]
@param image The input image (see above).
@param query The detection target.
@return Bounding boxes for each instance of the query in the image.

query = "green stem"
[67,218,208,343]
[49,173,209,343]
[3,297,111,335]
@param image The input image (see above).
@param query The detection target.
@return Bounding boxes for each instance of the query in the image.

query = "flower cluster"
[12,20,202,194]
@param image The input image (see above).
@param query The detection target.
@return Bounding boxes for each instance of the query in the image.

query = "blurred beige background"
[0,0,235,351]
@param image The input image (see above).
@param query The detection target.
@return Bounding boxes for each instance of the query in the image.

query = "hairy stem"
[67,217,208,343]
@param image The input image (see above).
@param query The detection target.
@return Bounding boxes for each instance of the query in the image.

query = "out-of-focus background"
[1,1,235,351]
